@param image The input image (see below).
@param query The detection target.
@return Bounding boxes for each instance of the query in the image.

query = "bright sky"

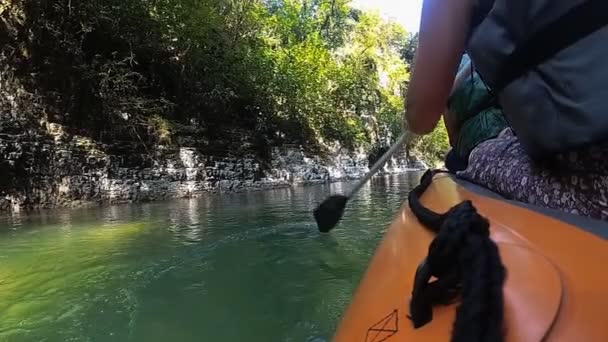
[352,0,423,33]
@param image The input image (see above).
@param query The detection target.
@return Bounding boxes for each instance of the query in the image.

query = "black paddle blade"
[314,195,349,233]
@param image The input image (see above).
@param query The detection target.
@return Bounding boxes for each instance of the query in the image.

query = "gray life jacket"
[467,0,608,160]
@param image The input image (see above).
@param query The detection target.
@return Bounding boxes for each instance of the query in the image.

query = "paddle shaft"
[346,133,407,199]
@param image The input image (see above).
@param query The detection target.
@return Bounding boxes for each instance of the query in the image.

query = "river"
[0,172,422,342]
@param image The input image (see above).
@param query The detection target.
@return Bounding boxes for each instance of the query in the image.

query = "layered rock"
[0,125,425,210]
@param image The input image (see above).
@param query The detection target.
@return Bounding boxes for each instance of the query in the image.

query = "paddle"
[314,133,408,232]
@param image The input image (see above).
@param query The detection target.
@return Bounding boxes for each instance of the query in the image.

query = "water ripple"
[0,173,421,341]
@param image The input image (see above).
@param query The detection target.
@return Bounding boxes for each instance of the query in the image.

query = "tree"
[401,32,419,71]
[1,0,447,162]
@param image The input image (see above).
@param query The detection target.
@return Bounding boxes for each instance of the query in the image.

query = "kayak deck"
[333,174,608,341]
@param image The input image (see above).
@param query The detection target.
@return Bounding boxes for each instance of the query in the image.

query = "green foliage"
[414,121,450,166]
[2,0,444,160]
[401,32,419,70]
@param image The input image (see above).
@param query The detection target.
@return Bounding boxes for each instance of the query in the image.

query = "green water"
[0,173,422,342]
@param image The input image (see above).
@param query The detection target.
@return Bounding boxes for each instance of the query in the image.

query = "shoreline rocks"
[0,126,426,211]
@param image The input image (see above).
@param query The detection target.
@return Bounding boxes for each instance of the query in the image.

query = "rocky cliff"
[0,121,424,211]
[0,34,424,211]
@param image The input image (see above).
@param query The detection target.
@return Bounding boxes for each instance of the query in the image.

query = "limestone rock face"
[0,129,425,210]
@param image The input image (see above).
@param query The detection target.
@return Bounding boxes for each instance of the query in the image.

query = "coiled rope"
[407,170,506,342]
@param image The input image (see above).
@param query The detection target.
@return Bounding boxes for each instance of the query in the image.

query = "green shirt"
[448,55,508,159]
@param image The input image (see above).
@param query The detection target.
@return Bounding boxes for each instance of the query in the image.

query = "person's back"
[404,0,608,221]
[468,0,608,159]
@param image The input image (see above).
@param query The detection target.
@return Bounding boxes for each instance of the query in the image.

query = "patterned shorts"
[458,128,608,221]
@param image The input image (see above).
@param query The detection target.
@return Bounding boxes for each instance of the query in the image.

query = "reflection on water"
[0,172,422,342]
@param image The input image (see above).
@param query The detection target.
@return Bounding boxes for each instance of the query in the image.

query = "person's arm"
[405,0,475,135]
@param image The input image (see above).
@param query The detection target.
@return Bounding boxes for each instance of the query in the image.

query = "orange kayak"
[334,173,608,342]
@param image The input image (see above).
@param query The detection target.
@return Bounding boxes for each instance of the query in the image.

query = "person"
[443,53,507,172]
[404,0,608,221]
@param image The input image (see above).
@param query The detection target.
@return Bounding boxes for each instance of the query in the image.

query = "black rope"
[407,170,506,342]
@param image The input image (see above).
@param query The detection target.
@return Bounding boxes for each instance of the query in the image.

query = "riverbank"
[0,1,441,211]
[0,121,425,211]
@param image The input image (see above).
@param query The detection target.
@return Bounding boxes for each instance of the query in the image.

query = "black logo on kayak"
[365,309,398,342]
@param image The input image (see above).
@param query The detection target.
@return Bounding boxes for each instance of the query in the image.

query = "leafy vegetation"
[414,121,451,166]
[0,0,448,162]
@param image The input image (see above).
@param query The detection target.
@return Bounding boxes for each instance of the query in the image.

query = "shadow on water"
[0,172,422,342]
